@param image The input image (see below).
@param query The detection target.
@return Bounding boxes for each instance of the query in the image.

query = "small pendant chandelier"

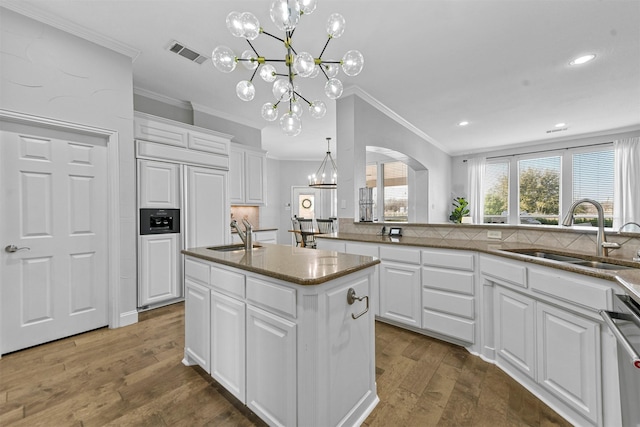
[309,137,337,189]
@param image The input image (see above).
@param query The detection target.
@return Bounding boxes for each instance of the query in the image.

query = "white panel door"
[229,147,244,204]
[138,234,181,306]
[379,261,422,327]
[245,151,265,205]
[184,279,210,372]
[137,159,180,208]
[184,166,228,249]
[1,127,108,354]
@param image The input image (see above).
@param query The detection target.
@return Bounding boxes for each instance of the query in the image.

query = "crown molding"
[133,87,192,110]
[1,1,140,60]
[190,102,263,129]
[342,85,449,154]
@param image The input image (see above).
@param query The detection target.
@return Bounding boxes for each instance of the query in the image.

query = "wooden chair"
[297,218,316,248]
[291,218,303,247]
[316,218,334,234]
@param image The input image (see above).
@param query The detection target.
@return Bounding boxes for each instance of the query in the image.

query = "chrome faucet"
[230,219,253,251]
[618,221,640,233]
[561,198,620,257]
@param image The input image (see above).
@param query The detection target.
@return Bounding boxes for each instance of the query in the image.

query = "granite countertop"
[316,233,640,304]
[231,227,278,233]
[182,243,380,286]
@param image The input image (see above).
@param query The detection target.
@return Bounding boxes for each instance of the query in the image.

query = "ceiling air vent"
[546,127,568,134]
[168,41,208,65]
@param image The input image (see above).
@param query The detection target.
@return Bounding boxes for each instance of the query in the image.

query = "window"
[484,162,509,223]
[482,144,614,227]
[383,162,408,222]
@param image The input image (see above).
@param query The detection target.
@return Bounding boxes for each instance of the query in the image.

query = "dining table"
[288,229,323,248]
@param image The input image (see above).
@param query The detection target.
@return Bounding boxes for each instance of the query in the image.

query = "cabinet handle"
[347,288,369,320]
[600,310,640,370]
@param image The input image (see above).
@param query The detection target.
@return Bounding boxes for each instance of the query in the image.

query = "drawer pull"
[347,288,369,320]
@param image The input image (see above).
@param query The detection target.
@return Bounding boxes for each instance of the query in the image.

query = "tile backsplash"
[338,218,640,261]
[231,206,260,229]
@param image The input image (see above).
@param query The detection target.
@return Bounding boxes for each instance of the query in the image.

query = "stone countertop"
[231,227,278,233]
[182,243,380,286]
[316,233,640,305]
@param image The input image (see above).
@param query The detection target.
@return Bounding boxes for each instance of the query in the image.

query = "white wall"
[337,95,452,223]
[0,8,137,322]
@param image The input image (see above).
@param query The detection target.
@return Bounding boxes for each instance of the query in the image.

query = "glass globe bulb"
[323,63,339,78]
[269,0,300,32]
[327,13,345,38]
[308,65,320,79]
[324,78,343,99]
[341,50,364,76]
[299,0,317,15]
[211,46,236,73]
[226,11,244,37]
[290,98,304,117]
[280,111,302,137]
[272,78,293,102]
[236,80,255,101]
[261,102,279,121]
[241,50,258,70]
[293,52,315,77]
[308,100,326,119]
[260,64,277,82]
[241,12,260,40]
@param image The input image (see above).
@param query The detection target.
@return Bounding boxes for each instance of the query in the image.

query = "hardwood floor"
[0,303,571,426]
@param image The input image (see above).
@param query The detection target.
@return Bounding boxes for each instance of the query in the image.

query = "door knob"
[5,245,30,253]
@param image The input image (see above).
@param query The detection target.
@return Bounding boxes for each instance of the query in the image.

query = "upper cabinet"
[230,144,267,205]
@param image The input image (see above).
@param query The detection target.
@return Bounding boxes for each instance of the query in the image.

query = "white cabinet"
[211,290,246,402]
[246,305,297,426]
[379,246,422,328]
[345,242,380,316]
[137,160,180,208]
[421,249,476,344]
[229,145,266,205]
[184,165,228,249]
[253,229,277,244]
[494,285,536,380]
[184,278,211,373]
[536,302,599,425]
[138,234,181,306]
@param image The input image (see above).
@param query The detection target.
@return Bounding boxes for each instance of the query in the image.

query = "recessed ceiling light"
[458,121,469,126]
[555,122,566,128]
[570,54,596,65]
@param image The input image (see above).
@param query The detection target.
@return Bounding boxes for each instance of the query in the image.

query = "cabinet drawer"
[246,277,297,318]
[529,268,612,310]
[422,310,475,343]
[345,242,379,258]
[423,288,475,319]
[254,230,277,243]
[422,249,474,271]
[185,258,210,285]
[480,256,527,288]
[211,265,245,299]
[380,246,421,264]
[422,268,474,295]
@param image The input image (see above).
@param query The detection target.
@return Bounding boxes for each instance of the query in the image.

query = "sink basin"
[501,248,638,271]
[207,244,262,252]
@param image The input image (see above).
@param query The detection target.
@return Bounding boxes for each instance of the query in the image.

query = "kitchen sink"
[501,248,638,271]
[207,244,263,252]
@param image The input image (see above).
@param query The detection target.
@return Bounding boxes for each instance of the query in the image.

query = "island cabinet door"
[246,305,297,427]
[184,279,211,373]
[210,290,246,404]
[379,261,422,328]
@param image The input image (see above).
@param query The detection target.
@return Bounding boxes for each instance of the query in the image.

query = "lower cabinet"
[210,290,245,402]
[494,285,536,379]
[184,279,211,373]
[379,260,421,328]
[536,302,599,425]
[138,233,181,307]
[246,305,297,426]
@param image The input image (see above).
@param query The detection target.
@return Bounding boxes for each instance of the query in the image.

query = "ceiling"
[4,0,640,160]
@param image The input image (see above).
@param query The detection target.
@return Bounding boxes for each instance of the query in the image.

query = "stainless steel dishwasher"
[600,294,640,426]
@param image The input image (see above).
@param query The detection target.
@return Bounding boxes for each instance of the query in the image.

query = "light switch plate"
[487,230,502,239]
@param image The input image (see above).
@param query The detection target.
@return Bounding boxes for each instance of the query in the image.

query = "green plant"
[450,197,470,224]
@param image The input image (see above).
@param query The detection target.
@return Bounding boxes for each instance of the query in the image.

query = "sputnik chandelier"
[211,0,364,137]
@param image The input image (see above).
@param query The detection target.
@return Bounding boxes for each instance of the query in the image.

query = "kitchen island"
[181,243,380,427]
